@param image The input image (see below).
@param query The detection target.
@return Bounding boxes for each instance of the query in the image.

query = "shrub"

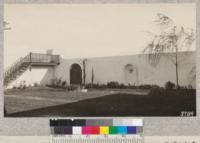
[119,83,126,88]
[33,82,39,87]
[107,81,119,88]
[48,78,65,88]
[85,83,106,89]
[149,86,165,96]
[129,85,137,89]
[62,81,67,87]
[85,82,161,90]
[67,85,78,91]
[138,84,153,89]
[12,86,17,90]
[165,81,175,90]
[50,78,56,87]
[188,84,193,89]
[57,79,62,87]
[85,83,92,89]
[19,80,26,89]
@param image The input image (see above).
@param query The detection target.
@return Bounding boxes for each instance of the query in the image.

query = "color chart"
[50,119,143,143]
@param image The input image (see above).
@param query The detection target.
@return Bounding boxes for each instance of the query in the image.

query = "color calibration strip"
[50,119,143,143]
[52,125,141,135]
[50,119,143,135]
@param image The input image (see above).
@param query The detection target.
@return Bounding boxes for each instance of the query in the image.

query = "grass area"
[4,87,117,114]
[5,87,196,117]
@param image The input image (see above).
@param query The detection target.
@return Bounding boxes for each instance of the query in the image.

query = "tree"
[91,67,94,88]
[82,59,87,87]
[143,13,195,89]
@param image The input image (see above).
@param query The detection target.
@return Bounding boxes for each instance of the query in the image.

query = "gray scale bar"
[85,119,113,126]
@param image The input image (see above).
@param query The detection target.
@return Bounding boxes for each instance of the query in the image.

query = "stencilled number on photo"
[181,111,194,117]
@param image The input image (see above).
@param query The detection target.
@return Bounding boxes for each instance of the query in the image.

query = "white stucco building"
[40,51,195,88]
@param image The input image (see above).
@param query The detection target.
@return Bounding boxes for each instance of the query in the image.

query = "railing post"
[29,52,32,71]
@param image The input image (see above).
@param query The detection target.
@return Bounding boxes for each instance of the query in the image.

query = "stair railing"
[4,53,31,78]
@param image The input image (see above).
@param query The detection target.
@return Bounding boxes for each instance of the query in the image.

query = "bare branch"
[154,13,174,30]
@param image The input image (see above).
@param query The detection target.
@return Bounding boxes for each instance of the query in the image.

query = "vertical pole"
[173,26,179,89]
[91,67,94,88]
[83,59,86,87]
[29,52,32,71]
[175,46,179,89]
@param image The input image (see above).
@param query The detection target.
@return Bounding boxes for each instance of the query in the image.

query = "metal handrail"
[4,53,60,77]
[28,53,60,64]
[4,57,27,77]
[4,52,60,86]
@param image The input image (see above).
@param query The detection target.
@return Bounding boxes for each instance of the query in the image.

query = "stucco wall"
[41,51,195,87]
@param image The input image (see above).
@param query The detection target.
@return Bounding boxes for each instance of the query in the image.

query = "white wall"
[41,51,195,88]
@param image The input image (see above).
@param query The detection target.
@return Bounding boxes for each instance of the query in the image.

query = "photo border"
[0,0,199,136]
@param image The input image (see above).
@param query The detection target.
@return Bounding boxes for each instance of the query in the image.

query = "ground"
[4,87,196,117]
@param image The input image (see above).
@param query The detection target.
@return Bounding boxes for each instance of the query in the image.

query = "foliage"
[85,83,107,89]
[107,81,120,88]
[67,85,78,91]
[148,86,165,96]
[33,82,39,87]
[149,83,195,96]
[82,59,87,86]
[85,81,158,90]
[144,14,195,66]
[138,84,154,89]
[19,80,26,89]
[165,81,175,90]
[62,81,67,87]
[12,86,17,90]
[47,78,67,89]
[189,66,196,81]
[143,13,195,88]
[91,67,94,88]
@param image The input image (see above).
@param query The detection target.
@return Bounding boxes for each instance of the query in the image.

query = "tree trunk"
[83,60,86,87]
[29,52,32,71]
[175,46,179,89]
[91,68,94,88]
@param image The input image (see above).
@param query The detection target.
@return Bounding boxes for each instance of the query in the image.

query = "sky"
[4,4,196,87]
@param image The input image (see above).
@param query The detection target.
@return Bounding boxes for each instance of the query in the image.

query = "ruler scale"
[50,119,144,143]
[50,136,143,143]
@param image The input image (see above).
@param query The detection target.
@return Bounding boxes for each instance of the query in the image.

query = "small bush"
[138,84,153,89]
[107,81,119,88]
[85,82,161,90]
[85,83,106,89]
[149,86,165,96]
[62,81,67,87]
[57,79,62,87]
[67,85,78,91]
[165,81,175,90]
[48,78,67,88]
[129,85,137,89]
[119,83,126,88]
[19,80,26,89]
[85,83,92,89]
[188,84,193,89]
[12,86,17,90]
[33,82,39,87]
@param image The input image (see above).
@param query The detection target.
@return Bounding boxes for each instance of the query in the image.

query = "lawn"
[4,87,196,117]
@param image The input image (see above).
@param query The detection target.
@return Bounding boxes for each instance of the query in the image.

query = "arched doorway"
[70,64,82,85]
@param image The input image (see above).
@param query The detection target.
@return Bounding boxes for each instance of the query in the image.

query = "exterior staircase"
[4,52,60,87]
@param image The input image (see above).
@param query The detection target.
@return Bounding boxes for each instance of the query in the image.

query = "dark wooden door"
[70,64,82,85]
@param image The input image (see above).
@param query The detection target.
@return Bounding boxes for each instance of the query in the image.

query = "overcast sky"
[4,4,196,86]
